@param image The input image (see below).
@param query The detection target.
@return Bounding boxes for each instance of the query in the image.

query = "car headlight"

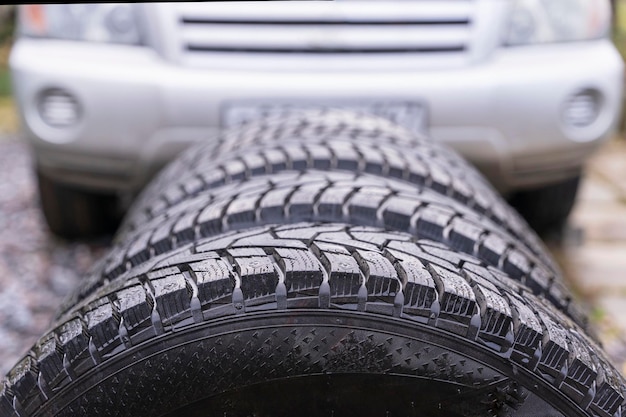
[18,4,142,45]
[505,0,611,45]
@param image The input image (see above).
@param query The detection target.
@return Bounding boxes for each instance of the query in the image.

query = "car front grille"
[173,1,475,69]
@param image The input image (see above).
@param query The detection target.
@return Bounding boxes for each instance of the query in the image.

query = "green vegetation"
[0,5,14,98]
[0,6,16,133]
[614,0,626,59]
[0,70,10,97]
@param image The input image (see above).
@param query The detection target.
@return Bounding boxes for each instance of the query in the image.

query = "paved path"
[549,138,626,375]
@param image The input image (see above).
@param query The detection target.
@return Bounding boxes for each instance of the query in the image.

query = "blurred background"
[1,1,626,377]
[0,5,108,375]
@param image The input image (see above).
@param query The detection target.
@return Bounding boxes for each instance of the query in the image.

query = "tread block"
[103,246,129,281]
[354,249,399,298]
[415,206,455,242]
[197,200,229,237]
[505,292,544,367]
[36,335,67,390]
[317,186,354,219]
[225,194,260,228]
[189,258,234,306]
[590,351,625,417]
[528,266,551,293]
[478,234,508,268]
[234,255,278,301]
[450,177,472,204]
[240,153,268,176]
[387,251,436,318]
[200,169,226,189]
[472,283,513,347]
[381,196,420,232]
[429,265,476,334]
[57,319,91,375]
[358,145,384,174]
[263,148,288,172]
[282,145,308,170]
[427,164,452,195]
[84,301,119,355]
[173,212,199,245]
[259,187,293,222]
[329,142,359,171]
[275,248,324,295]
[536,307,570,382]
[503,248,532,278]
[405,157,429,185]
[151,273,191,324]
[287,184,319,219]
[223,159,247,182]
[126,230,154,268]
[115,284,154,344]
[149,217,178,256]
[0,382,16,417]
[592,381,624,417]
[383,151,406,179]
[163,184,185,205]
[448,218,483,255]
[548,278,570,308]
[348,188,389,224]
[314,243,362,300]
[562,330,597,404]
[181,175,204,198]
[8,356,41,412]
[306,143,333,170]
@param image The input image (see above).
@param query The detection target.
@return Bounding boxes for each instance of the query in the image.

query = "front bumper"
[10,38,624,194]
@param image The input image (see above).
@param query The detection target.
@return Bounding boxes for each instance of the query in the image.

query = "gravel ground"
[0,137,108,375]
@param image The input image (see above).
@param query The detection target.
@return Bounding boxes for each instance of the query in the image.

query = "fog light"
[562,89,601,128]
[38,89,80,127]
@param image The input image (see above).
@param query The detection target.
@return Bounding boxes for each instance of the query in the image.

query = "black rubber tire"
[65,170,583,329]
[122,135,545,261]
[4,224,623,417]
[132,109,448,208]
[120,110,554,284]
[508,175,582,238]
[37,169,121,240]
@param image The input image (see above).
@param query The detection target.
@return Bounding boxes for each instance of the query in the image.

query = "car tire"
[36,169,121,240]
[62,169,581,328]
[508,175,581,238]
[7,113,620,417]
[3,224,623,417]
[121,110,553,276]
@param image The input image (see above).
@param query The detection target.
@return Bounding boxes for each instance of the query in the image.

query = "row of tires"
[2,110,624,416]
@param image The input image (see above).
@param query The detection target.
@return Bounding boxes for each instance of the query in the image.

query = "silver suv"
[9,1,624,238]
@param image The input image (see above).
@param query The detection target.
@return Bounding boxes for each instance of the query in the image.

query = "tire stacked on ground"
[2,111,624,417]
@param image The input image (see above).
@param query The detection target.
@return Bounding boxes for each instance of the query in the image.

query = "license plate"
[221,99,428,134]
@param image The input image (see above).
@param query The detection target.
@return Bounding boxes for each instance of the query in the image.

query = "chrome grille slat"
[174,1,474,67]
[181,18,471,25]
[175,1,473,23]
[181,25,469,53]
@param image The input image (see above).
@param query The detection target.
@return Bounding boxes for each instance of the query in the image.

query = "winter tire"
[3,224,623,417]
